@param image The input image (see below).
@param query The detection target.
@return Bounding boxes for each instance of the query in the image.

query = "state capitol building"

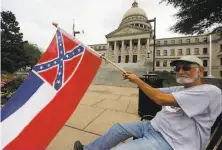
[89,1,222,78]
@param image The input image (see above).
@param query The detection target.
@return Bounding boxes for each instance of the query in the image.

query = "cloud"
[2,0,182,51]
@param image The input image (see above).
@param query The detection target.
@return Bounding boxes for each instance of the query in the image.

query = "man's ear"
[199,67,204,77]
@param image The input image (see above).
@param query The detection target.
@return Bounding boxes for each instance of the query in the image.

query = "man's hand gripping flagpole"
[52,22,127,74]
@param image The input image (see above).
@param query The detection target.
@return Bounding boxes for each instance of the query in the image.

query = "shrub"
[154,71,180,87]
[1,74,26,105]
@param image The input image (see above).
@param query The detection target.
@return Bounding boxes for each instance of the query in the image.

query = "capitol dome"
[123,1,147,19]
[119,0,150,29]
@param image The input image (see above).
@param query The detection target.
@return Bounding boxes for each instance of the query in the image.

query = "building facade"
[89,0,222,78]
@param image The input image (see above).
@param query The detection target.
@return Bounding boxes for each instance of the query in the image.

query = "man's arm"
[123,72,178,106]
[136,79,177,106]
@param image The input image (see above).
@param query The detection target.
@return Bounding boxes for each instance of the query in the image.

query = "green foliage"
[24,43,43,68]
[154,70,180,87]
[1,11,43,73]
[1,74,26,105]
[160,0,222,35]
[1,11,29,73]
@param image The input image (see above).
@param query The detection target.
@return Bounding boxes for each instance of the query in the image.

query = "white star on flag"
[40,66,43,70]
[56,80,61,84]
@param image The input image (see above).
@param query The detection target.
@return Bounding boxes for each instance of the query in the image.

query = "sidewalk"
[47,84,141,150]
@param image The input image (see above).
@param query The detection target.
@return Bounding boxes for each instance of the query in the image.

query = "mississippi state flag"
[1,28,102,149]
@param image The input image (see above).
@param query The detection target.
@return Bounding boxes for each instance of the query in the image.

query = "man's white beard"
[176,77,195,84]
[176,72,198,84]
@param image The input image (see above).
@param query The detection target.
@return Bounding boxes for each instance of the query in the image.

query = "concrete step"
[92,67,149,87]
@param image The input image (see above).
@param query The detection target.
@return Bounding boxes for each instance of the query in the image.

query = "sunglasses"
[173,65,198,72]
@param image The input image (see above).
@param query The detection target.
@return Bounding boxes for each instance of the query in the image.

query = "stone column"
[147,38,150,59]
[129,39,133,62]
[114,41,118,63]
[106,42,110,58]
[121,40,124,63]
[137,39,141,62]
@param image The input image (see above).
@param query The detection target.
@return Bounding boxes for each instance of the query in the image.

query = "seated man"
[74,55,222,150]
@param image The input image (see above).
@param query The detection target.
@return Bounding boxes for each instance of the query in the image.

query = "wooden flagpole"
[52,22,126,73]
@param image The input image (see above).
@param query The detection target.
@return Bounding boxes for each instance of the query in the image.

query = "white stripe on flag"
[1,83,57,149]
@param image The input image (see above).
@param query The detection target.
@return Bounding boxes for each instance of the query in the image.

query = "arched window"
[156,61,160,67]
[163,60,167,67]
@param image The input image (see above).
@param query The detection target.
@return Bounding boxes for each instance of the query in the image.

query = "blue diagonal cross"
[33,30,84,90]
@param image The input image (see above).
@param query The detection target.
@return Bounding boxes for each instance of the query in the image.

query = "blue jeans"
[84,121,173,150]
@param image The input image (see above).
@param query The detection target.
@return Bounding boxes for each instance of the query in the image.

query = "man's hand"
[122,71,177,106]
[122,72,140,84]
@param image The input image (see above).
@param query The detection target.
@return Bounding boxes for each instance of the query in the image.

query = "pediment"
[106,26,149,38]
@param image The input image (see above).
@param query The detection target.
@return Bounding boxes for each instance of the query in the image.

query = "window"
[203,60,208,67]
[157,50,160,56]
[141,42,146,47]
[171,40,175,44]
[195,38,199,43]
[203,37,207,43]
[156,61,160,67]
[164,41,167,45]
[186,48,190,55]
[194,48,199,55]
[112,45,114,50]
[119,45,122,50]
[164,50,167,56]
[118,56,121,63]
[163,60,167,67]
[125,55,129,63]
[179,39,182,44]
[220,44,222,51]
[203,48,208,54]
[204,71,208,77]
[157,41,160,45]
[220,58,222,66]
[178,49,182,55]
[171,49,175,56]
[187,39,190,43]
[133,55,137,63]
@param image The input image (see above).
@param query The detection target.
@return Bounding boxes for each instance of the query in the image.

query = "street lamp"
[72,19,84,37]
[147,17,156,72]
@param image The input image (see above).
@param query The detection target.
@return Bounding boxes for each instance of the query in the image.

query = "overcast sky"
[2,0,182,50]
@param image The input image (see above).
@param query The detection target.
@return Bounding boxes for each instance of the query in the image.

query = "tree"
[23,43,43,69]
[160,0,222,35]
[1,11,29,73]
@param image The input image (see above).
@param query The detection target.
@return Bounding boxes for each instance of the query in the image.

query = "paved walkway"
[47,84,141,150]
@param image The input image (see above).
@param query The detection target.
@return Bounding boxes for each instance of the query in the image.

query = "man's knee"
[109,123,122,132]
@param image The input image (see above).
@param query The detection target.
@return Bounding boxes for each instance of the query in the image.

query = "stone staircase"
[92,63,151,87]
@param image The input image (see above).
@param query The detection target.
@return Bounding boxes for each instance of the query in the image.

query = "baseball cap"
[170,55,203,67]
